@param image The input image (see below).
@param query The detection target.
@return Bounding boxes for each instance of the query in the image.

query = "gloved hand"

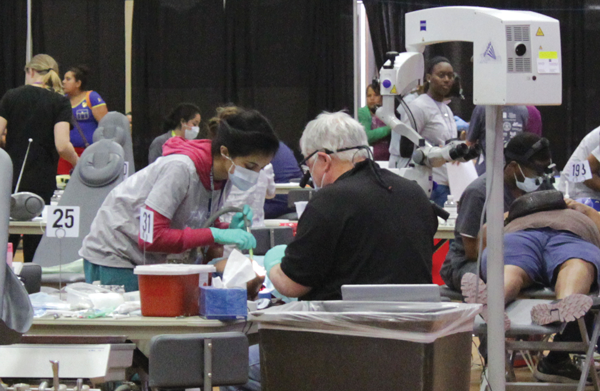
[210,227,257,250]
[230,204,254,230]
[454,116,469,132]
[264,245,287,277]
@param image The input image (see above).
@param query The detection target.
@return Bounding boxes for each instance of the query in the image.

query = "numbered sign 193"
[567,160,592,183]
[46,206,80,238]
[139,208,154,243]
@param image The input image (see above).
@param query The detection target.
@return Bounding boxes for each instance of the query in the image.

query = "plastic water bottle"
[443,195,458,227]
[6,243,12,267]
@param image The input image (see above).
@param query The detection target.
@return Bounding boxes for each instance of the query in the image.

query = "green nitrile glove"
[230,204,254,230]
[209,227,257,250]
[264,245,287,277]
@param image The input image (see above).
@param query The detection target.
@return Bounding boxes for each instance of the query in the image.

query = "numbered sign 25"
[139,207,154,243]
[567,160,592,183]
[46,206,80,238]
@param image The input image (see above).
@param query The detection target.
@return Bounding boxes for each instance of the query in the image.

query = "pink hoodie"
[162,137,226,190]
[137,137,230,253]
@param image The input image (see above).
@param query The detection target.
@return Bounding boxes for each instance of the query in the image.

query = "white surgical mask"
[515,164,542,193]
[184,126,200,140]
[223,154,260,191]
[309,156,327,191]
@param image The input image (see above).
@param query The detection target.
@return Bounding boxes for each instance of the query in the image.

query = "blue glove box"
[200,286,248,320]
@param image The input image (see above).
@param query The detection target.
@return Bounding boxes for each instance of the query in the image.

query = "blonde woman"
[0,54,79,262]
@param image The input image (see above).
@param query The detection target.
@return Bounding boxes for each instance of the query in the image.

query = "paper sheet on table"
[221,249,257,289]
[446,161,478,201]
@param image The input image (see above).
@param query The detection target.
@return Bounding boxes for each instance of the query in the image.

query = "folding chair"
[148,332,249,390]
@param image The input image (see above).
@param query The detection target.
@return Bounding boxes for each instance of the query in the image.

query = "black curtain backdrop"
[224,0,354,156]
[364,0,600,170]
[132,0,226,169]
[0,1,27,96]
[0,1,44,96]
[32,0,125,114]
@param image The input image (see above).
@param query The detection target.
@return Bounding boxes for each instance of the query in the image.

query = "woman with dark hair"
[148,103,202,164]
[358,81,391,160]
[406,56,458,206]
[59,65,108,174]
[80,108,280,291]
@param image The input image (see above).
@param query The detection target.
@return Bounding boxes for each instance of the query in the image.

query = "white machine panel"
[405,7,561,106]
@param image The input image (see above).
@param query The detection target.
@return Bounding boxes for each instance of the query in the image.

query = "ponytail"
[25,54,63,94]
[41,69,63,94]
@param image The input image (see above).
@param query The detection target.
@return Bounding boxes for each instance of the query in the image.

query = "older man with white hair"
[264,111,438,300]
[222,111,438,391]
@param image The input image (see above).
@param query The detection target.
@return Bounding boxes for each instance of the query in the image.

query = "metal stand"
[203,338,213,391]
[485,105,506,391]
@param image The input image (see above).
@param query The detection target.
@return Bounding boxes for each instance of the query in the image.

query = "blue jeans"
[430,184,450,207]
[220,344,261,391]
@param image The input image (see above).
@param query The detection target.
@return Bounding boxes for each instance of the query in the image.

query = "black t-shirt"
[280,160,438,301]
[0,85,72,200]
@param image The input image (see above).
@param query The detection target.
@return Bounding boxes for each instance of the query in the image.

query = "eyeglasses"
[298,146,370,188]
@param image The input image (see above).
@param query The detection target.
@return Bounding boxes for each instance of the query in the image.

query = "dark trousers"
[10,187,53,263]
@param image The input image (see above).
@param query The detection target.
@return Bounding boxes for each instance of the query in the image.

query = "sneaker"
[530,294,593,325]
[460,273,511,330]
[534,356,587,383]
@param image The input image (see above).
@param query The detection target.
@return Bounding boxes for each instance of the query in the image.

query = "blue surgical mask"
[223,154,260,191]
[515,164,542,193]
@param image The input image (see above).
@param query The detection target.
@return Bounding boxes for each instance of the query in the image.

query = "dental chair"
[475,298,600,391]
[440,285,600,390]
[33,140,125,284]
[93,111,135,177]
[0,149,34,345]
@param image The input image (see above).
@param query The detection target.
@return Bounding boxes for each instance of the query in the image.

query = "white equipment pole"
[352,0,359,119]
[486,105,506,391]
[26,0,32,64]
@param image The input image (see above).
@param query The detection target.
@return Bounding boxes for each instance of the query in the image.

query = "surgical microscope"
[377,7,562,391]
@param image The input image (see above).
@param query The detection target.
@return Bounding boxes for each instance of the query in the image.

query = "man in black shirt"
[263,111,437,301]
[224,111,438,391]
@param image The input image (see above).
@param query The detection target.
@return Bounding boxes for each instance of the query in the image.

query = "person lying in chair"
[440,132,555,291]
[462,191,600,383]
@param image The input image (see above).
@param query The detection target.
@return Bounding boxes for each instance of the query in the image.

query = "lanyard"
[207,167,225,216]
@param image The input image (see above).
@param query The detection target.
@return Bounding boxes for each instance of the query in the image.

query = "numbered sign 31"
[139,208,154,243]
[567,160,592,183]
[46,206,80,238]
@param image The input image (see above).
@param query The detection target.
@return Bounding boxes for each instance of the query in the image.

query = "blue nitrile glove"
[210,228,257,250]
[454,116,469,132]
[264,245,287,277]
[230,204,254,230]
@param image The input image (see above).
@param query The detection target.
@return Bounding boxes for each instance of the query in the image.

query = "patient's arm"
[462,236,479,261]
[565,198,600,232]
[583,153,600,192]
